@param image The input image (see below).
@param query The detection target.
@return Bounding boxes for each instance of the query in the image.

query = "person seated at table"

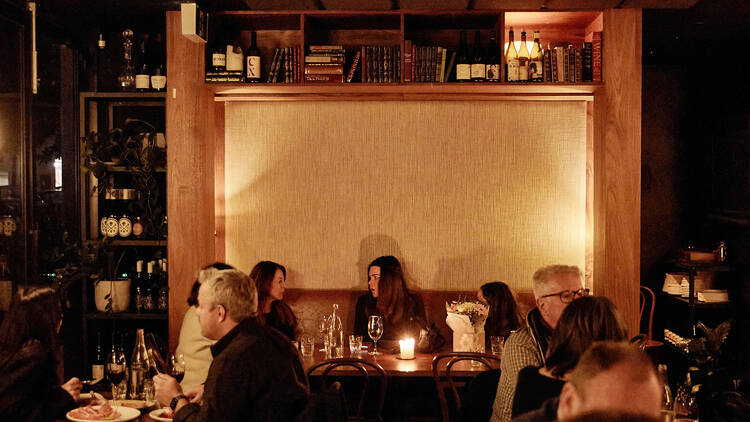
[479,281,522,350]
[251,260,299,341]
[354,255,427,342]
[175,262,234,390]
[491,264,586,422]
[512,341,661,422]
[511,296,629,418]
[153,269,309,422]
[0,286,82,421]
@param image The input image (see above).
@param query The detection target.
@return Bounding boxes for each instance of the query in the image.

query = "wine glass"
[367,315,384,355]
[167,353,186,383]
[105,349,127,403]
[318,315,330,353]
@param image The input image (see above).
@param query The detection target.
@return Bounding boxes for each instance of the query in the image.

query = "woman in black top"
[251,261,299,341]
[478,281,522,350]
[353,256,426,342]
[511,296,629,418]
[0,286,82,422]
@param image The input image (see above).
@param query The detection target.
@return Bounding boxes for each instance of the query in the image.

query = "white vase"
[94,279,131,312]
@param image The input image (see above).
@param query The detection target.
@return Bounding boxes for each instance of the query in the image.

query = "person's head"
[544,296,628,377]
[249,261,287,311]
[532,264,586,328]
[196,269,256,340]
[187,262,235,307]
[557,342,661,421]
[0,286,62,355]
[367,255,403,299]
[368,256,411,322]
[479,281,521,338]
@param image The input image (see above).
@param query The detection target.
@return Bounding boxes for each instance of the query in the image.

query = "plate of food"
[66,403,140,421]
[149,407,175,421]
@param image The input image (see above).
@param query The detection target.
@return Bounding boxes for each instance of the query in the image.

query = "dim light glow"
[54,158,62,189]
[399,338,415,360]
[504,41,535,55]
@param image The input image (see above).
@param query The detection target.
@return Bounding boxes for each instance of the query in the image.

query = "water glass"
[490,336,505,356]
[143,379,155,403]
[301,335,315,358]
[349,335,363,356]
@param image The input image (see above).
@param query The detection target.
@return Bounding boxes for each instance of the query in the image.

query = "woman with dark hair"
[511,296,629,418]
[0,286,82,421]
[175,262,234,389]
[353,255,427,342]
[479,281,522,350]
[250,260,299,341]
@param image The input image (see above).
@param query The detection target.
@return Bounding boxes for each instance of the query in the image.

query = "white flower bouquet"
[446,299,489,352]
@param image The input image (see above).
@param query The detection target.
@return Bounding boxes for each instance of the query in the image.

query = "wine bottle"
[226,39,244,74]
[529,30,543,82]
[135,33,151,91]
[518,30,530,82]
[92,331,104,381]
[505,28,519,82]
[134,260,144,312]
[455,31,471,82]
[129,329,149,400]
[118,29,135,91]
[143,261,155,311]
[246,31,261,83]
[212,40,226,72]
[470,30,486,82]
[150,32,167,91]
[485,30,500,82]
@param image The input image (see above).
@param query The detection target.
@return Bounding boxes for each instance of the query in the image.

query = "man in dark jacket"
[153,269,309,422]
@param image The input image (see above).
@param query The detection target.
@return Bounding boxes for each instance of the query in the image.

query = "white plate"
[149,408,174,421]
[66,405,141,422]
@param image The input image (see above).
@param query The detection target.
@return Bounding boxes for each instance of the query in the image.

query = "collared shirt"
[490,309,552,422]
[174,317,309,422]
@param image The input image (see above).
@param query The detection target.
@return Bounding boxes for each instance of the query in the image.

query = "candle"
[399,338,415,359]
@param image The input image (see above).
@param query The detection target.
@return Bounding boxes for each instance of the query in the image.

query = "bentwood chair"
[638,286,664,350]
[306,358,388,422]
[432,352,502,422]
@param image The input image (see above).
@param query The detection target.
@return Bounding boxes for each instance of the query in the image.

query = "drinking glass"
[105,350,127,403]
[318,315,330,353]
[367,315,383,355]
[167,353,185,383]
[349,335,363,356]
[301,334,315,358]
[490,336,504,356]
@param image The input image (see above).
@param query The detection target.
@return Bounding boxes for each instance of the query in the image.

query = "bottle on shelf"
[143,261,155,312]
[132,216,144,239]
[455,31,471,82]
[245,31,261,83]
[529,30,543,82]
[674,369,700,420]
[470,30,485,82]
[118,214,132,238]
[135,33,151,91]
[226,39,244,75]
[518,30,530,82]
[150,32,167,91]
[485,30,500,82]
[129,328,150,399]
[212,39,227,73]
[505,27,519,82]
[157,259,168,311]
[92,331,105,381]
[328,303,344,358]
[134,260,144,312]
[658,364,675,422]
[118,29,135,91]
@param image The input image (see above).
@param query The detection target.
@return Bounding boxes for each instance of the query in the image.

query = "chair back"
[640,285,656,339]
[306,358,387,422]
[432,352,502,422]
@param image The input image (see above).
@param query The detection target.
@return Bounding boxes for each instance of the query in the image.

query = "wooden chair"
[639,286,663,349]
[432,352,502,422]
[306,358,388,422]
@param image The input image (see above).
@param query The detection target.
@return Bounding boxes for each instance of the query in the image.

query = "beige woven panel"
[224,101,586,292]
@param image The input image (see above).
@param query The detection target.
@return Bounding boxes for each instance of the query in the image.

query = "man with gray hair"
[490,265,588,422]
[153,269,309,422]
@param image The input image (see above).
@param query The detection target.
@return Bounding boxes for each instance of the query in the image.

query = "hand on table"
[184,384,205,404]
[61,377,82,401]
[153,374,182,407]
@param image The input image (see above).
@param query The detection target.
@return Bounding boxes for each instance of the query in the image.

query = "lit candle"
[399,338,415,359]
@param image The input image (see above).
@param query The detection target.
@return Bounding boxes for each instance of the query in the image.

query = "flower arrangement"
[446,299,489,328]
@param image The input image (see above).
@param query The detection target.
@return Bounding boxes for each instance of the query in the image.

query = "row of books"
[403,42,457,83]
[541,34,601,83]
[304,45,346,83]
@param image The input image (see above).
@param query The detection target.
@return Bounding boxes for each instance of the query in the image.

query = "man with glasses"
[491,265,587,422]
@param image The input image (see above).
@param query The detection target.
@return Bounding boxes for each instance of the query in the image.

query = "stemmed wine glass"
[167,353,186,383]
[105,349,127,403]
[367,315,384,355]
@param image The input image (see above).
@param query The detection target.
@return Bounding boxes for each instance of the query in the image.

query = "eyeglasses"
[540,288,590,303]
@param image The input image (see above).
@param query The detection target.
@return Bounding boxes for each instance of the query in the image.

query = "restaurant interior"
[0,0,748,420]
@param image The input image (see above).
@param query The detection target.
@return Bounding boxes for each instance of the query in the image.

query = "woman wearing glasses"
[510,296,629,418]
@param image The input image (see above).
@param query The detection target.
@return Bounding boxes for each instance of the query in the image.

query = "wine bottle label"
[151,75,166,90]
[92,364,104,381]
[486,64,500,81]
[519,64,529,81]
[471,63,486,79]
[456,64,471,80]
[212,54,226,67]
[118,217,132,237]
[507,61,520,81]
[135,74,150,90]
[530,60,543,80]
[246,56,261,80]
[226,50,243,72]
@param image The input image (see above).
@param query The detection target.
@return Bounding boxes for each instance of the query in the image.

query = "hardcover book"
[592,32,602,82]
[346,51,361,83]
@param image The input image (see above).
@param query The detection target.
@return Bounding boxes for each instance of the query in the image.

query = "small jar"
[132,216,144,238]
[1,215,17,237]
[103,215,119,238]
[118,214,132,237]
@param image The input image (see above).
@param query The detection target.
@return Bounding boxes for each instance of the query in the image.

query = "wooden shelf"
[98,164,167,173]
[80,91,167,99]
[85,312,168,320]
[212,82,600,101]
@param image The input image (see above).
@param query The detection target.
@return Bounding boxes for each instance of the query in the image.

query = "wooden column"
[593,8,642,335]
[166,11,217,350]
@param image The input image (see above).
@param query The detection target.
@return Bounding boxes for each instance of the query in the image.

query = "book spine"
[296,45,302,83]
[563,46,570,82]
[554,46,564,83]
[378,46,384,83]
[304,73,344,83]
[304,64,344,74]
[569,47,575,83]
[384,46,391,83]
[574,48,582,83]
[395,45,400,82]
[444,50,456,82]
[286,46,293,83]
[308,45,344,51]
[439,47,447,82]
[433,46,440,83]
[411,44,416,82]
[543,49,552,82]
[582,42,592,82]
[415,46,421,82]
[304,55,345,64]
[367,46,373,83]
[404,40,412,82]
[266,48,280,83]
[346,50,361,83]
[592,32,602,82]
